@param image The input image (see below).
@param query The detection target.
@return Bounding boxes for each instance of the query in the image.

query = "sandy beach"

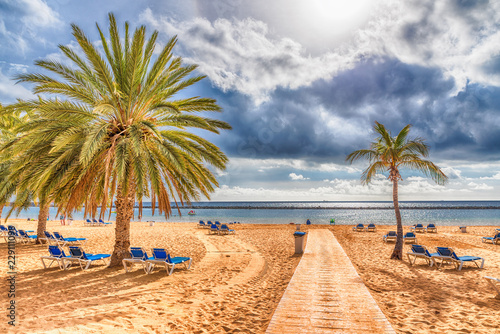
[1,220,499,333]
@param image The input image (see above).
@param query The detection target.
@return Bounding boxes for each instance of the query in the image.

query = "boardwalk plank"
[266,229,395,334]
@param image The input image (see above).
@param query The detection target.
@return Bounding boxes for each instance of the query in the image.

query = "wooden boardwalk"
[266,229,395,334]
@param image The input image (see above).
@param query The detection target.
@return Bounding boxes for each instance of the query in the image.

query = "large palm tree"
[346,122,447,259]
[8,13,230,266]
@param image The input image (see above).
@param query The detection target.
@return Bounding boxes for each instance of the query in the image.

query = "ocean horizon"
[4,200,500,226]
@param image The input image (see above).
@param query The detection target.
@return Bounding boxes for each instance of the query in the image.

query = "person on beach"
[60,214,66,225]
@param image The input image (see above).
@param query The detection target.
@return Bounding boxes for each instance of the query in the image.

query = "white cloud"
[140,10,358,104]
[400,178,450,195]
[214,169,228,177]
[141,1,500,103]
[209,168,500,201]
[19,0,61,28]
[0,67,33,102]
[0,0,61,55]
[406,176,426,181]
[441,167,462,179]
[350,0,500,91]
[467,182,494,190]
[8,63,29,74]
[480,172,500,180]
[226,157,359,174]
[289,173,309,181]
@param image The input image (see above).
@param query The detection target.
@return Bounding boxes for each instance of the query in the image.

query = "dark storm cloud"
[401,2,441,49]
[311,58,455,115]
[451,0,489,11]
[482,55,500,75]
[207,57,500,162]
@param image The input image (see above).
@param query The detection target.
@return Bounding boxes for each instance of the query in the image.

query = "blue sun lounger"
[41,245,71,269]
[352,224,364,232]
[41,231,58,245]
[366,223,376,232]
[407,244,438,266]
[209,223,220,235]
[197,221,206,228]
[482,232,500,245]
[53,231,86,247]
[5,226,34,243]
[220,224,235,235]
[410,224,426,233]
[65,246,111,270]
[432,247,485,271]
[122,247,153,273]
[383,231,397,243]
[98,219,112,226]
[5,226,23,243]
[18,229,37,243]
[403,232,417,244]
[426,224,437,233]
[145,248,192,275]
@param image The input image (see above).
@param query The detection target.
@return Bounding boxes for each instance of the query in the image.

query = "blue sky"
[1,0,500,201]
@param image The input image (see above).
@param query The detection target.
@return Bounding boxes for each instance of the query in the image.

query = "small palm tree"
[346,122,447,259]
[0,104,62,242]
[8,13,231,266]
[0,105,36,227]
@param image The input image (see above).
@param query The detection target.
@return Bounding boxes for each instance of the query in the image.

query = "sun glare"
[298,0,373,31]
[274,0,375,51]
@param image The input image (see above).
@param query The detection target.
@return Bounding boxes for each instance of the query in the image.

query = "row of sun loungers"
[41,245,191,275]
[353,223,439,234]
[356,224,499,246]
[198,221,236,235]
[0,225,88,246]
[42,231,87,247]
[84,218,112,226]
[2,225,37,243]
[122,247,192,275]
[41,245,110,270]
[410,223,437,233]
[1,225,38,243]
[407,244,485,271]
[352,223,377,232]
[382,231,419,243]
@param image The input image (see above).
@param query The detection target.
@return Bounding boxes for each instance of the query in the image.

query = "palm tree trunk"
[36,202,50,244]
[108,185,135,267]
[390,179,404,259]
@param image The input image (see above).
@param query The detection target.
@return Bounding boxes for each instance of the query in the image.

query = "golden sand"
[1,220,499,333]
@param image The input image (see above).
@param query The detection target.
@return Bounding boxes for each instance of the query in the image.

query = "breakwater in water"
[177,205,500,210]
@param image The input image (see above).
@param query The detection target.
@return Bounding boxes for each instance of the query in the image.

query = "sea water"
[3,201,500,226]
